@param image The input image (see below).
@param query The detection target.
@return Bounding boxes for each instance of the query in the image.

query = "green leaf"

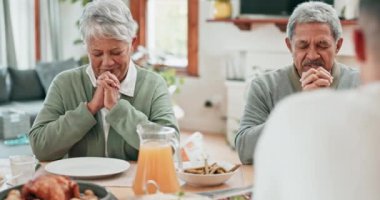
[73,39,83,45]
[82,0,92,6]
[179,78,185,85]
[75,20,80,28]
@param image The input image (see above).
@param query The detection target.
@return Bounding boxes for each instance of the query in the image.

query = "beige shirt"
[255,82,380,200]
[86,60,137,156]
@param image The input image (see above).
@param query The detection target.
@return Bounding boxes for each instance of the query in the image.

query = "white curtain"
[7,0,35,69]
[0,0,6,67]
[0,0,19,68]
[40,0,62,62]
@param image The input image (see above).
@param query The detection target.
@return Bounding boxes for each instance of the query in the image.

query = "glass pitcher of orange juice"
[132,122,181,195]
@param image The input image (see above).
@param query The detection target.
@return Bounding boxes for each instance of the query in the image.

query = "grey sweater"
[235,63,360,164]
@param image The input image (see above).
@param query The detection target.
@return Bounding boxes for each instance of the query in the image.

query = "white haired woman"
[29,0,179,161]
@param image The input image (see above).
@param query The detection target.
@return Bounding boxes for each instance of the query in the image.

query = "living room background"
[1,0,358,134]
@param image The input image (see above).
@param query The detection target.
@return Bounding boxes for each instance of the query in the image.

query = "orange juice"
[133,142,180,195]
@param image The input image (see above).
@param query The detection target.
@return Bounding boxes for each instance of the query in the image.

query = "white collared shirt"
[86,60,137,156]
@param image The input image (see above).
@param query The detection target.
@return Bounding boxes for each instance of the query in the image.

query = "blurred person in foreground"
[29,0,178,161]
[235,1,360,164]
[255,0,380,199]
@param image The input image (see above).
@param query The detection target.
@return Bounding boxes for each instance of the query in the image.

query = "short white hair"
[79,0,138,45]
[286,1,342,41]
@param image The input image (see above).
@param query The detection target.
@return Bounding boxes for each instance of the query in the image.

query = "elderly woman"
[29,0,179,161]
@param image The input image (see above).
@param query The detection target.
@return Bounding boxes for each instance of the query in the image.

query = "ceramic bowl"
[177,161,239,186]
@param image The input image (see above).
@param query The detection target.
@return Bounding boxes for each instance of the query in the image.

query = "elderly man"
[235,1,360,164]
[254,0,380,200]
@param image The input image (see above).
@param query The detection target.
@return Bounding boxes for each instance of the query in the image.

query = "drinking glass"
[9,155,36,185]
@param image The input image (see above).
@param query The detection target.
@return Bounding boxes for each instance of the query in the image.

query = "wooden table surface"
[105,164,253,199]
[0,132,254,199]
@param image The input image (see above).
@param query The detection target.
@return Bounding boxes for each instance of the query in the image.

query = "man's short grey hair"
[79,0,138,45]
[286,1,342,41]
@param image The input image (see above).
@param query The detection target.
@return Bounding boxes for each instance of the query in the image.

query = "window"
[130,0,198,76]
[147,0,187,68]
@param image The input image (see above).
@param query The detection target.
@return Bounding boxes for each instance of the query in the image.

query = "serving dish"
[0,182,117,200]
[177,161,239,186]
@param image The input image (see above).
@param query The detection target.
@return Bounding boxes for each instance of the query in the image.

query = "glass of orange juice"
[133,122,181,195]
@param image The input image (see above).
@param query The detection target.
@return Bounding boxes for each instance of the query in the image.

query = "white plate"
[45,157,130,178]
[130,193,211,200]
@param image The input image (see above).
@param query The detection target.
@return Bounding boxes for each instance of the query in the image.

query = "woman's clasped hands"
[87,71,121,114]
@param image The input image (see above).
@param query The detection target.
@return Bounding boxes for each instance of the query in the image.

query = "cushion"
[36,58,78,92]
[0,67,11,103]
[8,68,45,101]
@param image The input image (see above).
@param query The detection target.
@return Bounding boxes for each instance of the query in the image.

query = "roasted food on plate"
[22,174,80,200]
[3,175,99,200]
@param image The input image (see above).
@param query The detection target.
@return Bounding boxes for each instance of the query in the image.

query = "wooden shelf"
[207,18,357,31]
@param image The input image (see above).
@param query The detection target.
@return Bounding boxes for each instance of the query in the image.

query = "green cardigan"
[29,65,179,161]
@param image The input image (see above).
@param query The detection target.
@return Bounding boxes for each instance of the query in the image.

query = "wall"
[59,0,358,134]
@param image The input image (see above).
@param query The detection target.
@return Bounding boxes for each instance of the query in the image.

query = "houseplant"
[132,46,184,95]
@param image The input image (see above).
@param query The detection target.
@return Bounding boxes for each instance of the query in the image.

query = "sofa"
[0,58,79,126]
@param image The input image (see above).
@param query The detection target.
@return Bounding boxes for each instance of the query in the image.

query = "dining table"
[0,132,254,199]
[0,159,253,199]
